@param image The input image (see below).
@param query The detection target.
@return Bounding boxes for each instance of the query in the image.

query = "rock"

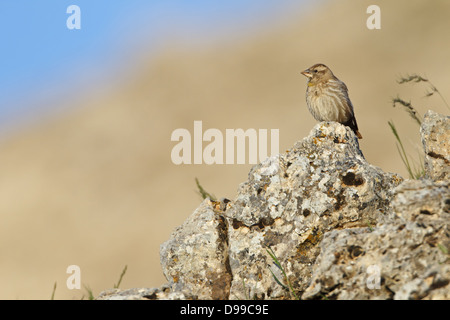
[159,200,232,299]
[154,122,402,300]
[97,115,449,300]
[226,122,402,299]
[421,110,450,181]
[97,284,191,300]
[302,179,449,300]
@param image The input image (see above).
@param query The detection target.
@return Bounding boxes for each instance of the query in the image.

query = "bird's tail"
[344,117,362,139]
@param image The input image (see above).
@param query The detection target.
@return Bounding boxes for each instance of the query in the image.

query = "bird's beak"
[301,69,312,78]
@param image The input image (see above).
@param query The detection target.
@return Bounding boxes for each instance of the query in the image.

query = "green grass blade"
[265,247,299,300]
[113,265,128,289]
[195,178,216,201]
[388,121,415,179]
[50,282,57,300]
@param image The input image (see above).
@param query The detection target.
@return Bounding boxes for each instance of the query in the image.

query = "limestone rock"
[153,122,402,300]
[421,110,450,181]
[97,284,191,300]
[159,200,232,299]
[97,115,449,300]
[226,122,402,299]
[302,179,449,300]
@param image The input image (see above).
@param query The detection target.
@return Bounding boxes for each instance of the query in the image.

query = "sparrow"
[301,63,362,139]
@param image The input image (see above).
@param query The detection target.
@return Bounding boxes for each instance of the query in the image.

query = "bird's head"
[301,64,334,84]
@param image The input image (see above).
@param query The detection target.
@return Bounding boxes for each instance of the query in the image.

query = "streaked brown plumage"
[301,63,362,139]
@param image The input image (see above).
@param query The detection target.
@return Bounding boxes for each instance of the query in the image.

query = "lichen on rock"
[225,122,402,299]
[302,179,449,300]
[421,110,450,182]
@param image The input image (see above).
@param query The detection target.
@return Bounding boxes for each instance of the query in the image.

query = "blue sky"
[0,1,304,126]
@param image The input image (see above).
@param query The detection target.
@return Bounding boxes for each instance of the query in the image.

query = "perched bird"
[301,63,362,139]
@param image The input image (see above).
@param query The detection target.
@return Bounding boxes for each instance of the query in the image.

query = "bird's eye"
[313,69,318,73]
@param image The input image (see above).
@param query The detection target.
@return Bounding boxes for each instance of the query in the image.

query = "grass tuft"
[82,284,95,300]
[389,72,449,179]
[392,96,422,126]
[388,121,424,179]
[265,246,299,300]
[397,74,449,110]
[80,265,128,300]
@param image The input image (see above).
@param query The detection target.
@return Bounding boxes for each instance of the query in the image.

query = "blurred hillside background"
[0,0,449,299]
